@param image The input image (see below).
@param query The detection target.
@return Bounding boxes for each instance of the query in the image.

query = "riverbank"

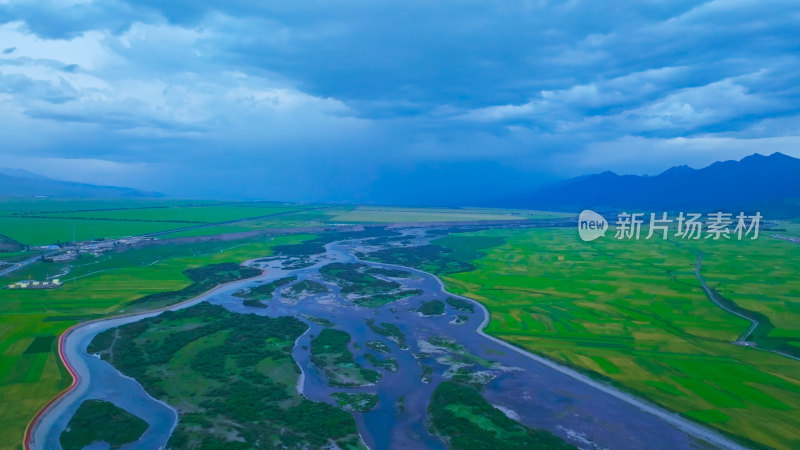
[356,255,748,450]
[23,261,266,450]
[28,233,753,450]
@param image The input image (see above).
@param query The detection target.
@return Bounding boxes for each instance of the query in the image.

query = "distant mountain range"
[3,153,799,215]
[503,152,800,217]
[0,169,161,199]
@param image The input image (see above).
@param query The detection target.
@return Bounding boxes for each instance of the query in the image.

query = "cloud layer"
[1,0,799,202]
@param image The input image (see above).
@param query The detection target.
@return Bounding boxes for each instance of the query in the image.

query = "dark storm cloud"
[0,0,799,201]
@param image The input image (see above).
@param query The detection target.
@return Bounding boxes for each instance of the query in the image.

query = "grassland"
[0,198,213,213]
[428,381,573,450]
[59,400,148,450]
[364,352,399,372]
[286,279,328,298]
[417,299,446,316]
[88,302,364,449]
[327,206,568,223]
[0,232,314,449]
[331,392,379,412]
[233,276,298,307]
[156,209,336,238]
[320,262,421,307]
[0,216,190,246]
[5,196,797,448]
[430,227,800,449]
[366,235,505,275]
[0,199,317,245]
[128,262,262,309]
[34,204,304,222]
[310,329,382,387]
[156,206,562,239]
[365,319,407,348]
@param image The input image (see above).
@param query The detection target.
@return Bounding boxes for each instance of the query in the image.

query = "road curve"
[23,262,267,450]
[360,257,750,450]
[695,252,800,363]
[695,253,759,342]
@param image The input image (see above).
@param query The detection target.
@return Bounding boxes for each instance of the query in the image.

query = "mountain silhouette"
[0,169,161,199]
[509,152,800,216]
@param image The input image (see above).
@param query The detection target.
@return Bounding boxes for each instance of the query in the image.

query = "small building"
[5,279,62,289]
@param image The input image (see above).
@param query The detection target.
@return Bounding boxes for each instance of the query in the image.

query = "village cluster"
[4,236,154,289]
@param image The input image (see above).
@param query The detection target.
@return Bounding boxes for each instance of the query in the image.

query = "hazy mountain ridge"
[505,152,800,217]
[0,170,161,199]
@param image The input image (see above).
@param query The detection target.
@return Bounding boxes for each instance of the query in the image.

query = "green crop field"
[157,208,337,238]
[35,204,307,223]
[0,198,212,214]
[156,206,567,239]
[0,232,315,449]
[0,216,192,246]
[327,206,570,223]
[0,199,326,246]
[432,227,800,449]
[4,197,798,449]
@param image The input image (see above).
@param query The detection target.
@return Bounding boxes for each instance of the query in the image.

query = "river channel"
[30,231,744,450]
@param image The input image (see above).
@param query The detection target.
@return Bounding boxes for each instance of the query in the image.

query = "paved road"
[0,252,56,278]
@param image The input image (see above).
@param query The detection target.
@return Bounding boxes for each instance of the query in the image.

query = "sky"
[0,0,799,204]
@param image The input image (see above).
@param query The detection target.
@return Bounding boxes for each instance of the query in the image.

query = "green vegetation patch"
[272,228,400,257]
[233,276,297,306]
[365,267,414,278]
[354,289,422,308]
[299,314,335,327]
[310,329,381,387]
[365,340,391,353]
[331,392,379,412]
[418,299,446,316]
[320,263,400,296]
[428,381,573,450]
[446,297,474,313]
[23,335,56,354]
[131,262,261,307]
[286,279,328,297]
[42,314,101,322]
[88,302,363,449]
[0,232,315,446]
[365,236,504,275]
[365,352,399,372]
[59,399,148,450]
[0,216,189,246]
[365,319,406,347]
[321,262,420,307]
